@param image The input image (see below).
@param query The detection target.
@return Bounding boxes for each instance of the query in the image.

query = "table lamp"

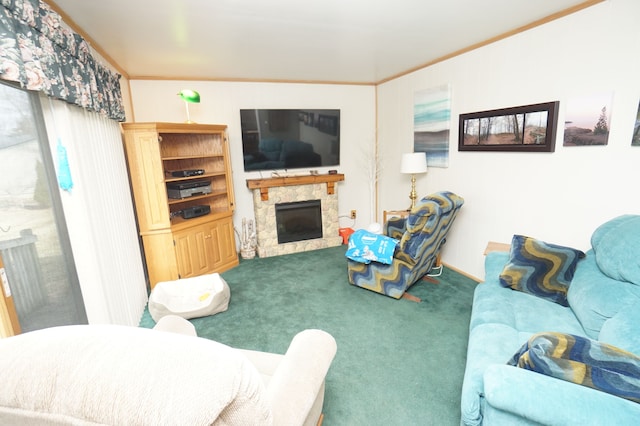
[178,89,200,123]
[400,152,428,209]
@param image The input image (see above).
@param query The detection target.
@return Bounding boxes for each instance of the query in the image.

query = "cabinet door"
[143,231,179,287]
[122,130,170,230]
[207,217,238,271]
[174,224,212,279]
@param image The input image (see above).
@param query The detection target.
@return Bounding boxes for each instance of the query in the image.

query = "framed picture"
[458,101,559,152]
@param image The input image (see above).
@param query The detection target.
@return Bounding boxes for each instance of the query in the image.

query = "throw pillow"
[508,332,640,404]
[499,235,585,306]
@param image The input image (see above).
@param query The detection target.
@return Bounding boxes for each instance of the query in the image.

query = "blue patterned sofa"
[347,191,464,299]
[461,215,640,425]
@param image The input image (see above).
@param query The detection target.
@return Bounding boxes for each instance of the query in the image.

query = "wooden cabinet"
[173,216,236,279]
[121,122,238,288]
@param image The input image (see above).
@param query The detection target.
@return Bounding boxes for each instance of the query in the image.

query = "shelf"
[164,172,226,183]
[162,154,224,161]
[167,190,228,205]
[169,209,232,230]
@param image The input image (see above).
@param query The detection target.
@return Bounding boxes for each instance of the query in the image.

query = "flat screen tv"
[240,109,340,172]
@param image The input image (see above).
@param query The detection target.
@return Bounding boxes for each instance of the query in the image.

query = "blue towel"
[57,139,73,192]
[345,229,399,264]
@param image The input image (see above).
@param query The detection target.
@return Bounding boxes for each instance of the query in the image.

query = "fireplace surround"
[247,174,344,257]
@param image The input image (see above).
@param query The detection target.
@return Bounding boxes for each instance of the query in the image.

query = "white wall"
[377,0,640,278]
[128,81,376,246]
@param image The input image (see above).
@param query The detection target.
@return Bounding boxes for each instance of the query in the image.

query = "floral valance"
[0,0,125,121]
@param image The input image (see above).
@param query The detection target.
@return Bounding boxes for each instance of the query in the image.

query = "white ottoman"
[148,273,231,322]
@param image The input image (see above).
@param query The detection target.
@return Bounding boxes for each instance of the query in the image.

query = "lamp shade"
[400,152,427,174]
[178,89,201,103]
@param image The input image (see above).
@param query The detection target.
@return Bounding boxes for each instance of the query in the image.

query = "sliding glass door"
[0,82,87,334]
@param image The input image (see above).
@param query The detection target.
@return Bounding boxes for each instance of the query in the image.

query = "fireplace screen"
[275,200,323,244]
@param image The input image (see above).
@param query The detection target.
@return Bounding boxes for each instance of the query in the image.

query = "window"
[0,81,87,334]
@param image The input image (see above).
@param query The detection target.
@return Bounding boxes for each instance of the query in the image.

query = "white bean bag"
[149,273,231,322]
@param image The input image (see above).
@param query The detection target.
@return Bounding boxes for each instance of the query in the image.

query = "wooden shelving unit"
[121,122,238,288]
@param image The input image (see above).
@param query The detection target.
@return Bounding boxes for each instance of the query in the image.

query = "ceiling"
[51,0,600,85]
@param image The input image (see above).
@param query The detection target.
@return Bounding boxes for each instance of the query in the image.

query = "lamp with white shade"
[400,152,428,209]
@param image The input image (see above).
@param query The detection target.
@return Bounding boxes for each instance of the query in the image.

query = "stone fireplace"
[247,174,344,257]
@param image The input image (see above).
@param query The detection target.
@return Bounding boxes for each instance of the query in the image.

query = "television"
[240,109,340,172]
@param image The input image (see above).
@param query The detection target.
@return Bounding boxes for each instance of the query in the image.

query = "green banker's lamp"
[178,89,200,123]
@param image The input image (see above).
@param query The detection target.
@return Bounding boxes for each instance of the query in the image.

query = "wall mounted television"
[240,109,340,172]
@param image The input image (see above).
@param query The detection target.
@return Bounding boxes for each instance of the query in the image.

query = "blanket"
[345,229,399,265]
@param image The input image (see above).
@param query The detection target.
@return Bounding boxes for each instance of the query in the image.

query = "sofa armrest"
[484,364,640,425]
[266,329,337,425]
[483,241,510,255]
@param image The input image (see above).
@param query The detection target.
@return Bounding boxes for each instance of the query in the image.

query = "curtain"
[0,0,125,121]
[41,95,148,326]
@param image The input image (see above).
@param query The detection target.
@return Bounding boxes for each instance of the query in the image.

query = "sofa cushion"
[599,300,640,355]
[568,251,640,339]
[499,235,585,306]
[508,332,640,404]
[472,252,585,334]
[591,215,640,284]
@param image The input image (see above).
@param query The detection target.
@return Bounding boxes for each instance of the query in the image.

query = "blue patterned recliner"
[347,191,464,299]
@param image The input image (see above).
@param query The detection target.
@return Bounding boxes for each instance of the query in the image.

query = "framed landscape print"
[458,101,559,152]
[414,84,451,167]
[564,91,613,147]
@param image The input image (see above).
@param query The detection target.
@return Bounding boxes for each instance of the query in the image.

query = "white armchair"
[0,317,337,426]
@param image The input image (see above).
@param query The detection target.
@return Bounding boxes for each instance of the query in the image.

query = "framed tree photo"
[458,101,559,152]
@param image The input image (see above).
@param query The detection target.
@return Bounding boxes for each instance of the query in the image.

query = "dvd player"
[167,180,212,199]
[170,169,204,177]
[181,205,211,219]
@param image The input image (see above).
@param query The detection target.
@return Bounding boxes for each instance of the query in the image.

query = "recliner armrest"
[266,329,337,425]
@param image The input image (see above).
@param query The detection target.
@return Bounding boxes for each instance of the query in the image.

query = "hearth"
[275,200,323,244]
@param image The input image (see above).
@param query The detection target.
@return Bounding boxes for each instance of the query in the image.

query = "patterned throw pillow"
[508,332,640,403]
[499,235,585,306]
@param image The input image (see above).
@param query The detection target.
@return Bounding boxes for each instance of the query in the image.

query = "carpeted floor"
[139,245,478,425]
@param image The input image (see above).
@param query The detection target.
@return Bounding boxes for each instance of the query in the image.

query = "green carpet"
[139,245,477,425]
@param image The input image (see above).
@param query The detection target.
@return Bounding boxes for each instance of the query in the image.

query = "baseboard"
[442,262,481,283]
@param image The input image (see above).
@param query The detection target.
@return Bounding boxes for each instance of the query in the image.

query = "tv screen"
[240,109,340,172]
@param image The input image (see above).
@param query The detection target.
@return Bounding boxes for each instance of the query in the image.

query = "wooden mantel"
[246,173,345,201]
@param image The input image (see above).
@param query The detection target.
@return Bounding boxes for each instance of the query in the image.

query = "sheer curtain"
[41,95,147,325]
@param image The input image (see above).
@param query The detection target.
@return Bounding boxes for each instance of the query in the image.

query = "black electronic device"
[240,109,340,172]
[181,205,211,219]
[167,180,212,199]
[170,169,205,177]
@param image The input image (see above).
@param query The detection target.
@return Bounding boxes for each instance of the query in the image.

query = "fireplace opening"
[275,200,323,244]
